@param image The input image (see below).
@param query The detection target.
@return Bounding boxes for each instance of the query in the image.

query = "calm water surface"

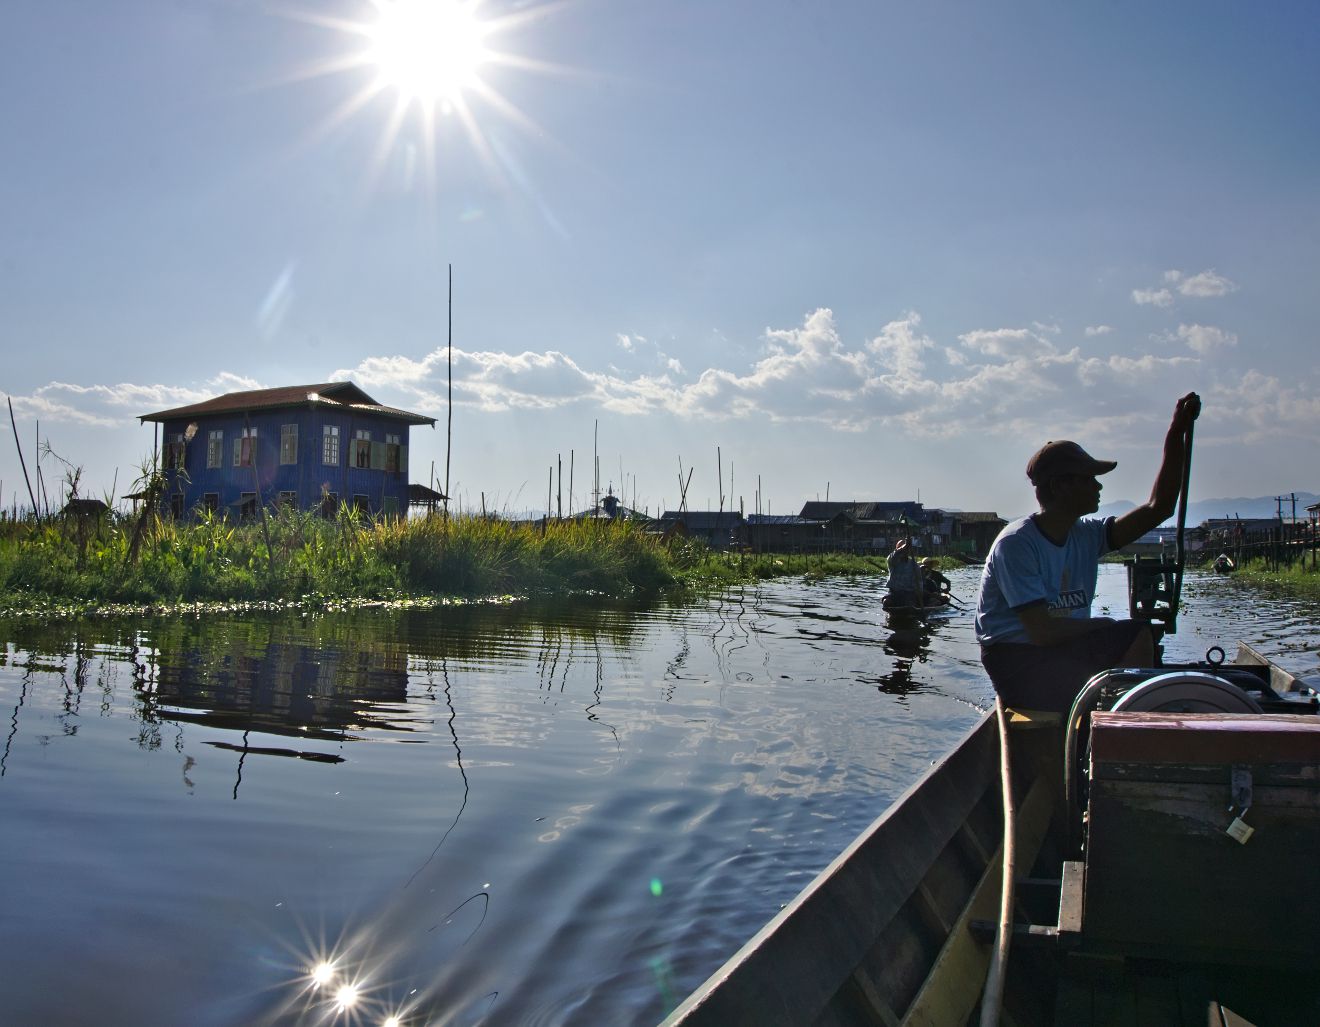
[1,567,1316,1025]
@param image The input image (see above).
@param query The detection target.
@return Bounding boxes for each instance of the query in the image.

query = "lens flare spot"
[335,982,360,1009]
[311,961,336,988]
[650,878,663,897]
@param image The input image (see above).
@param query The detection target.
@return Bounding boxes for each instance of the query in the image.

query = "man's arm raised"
[1110,392,1201,551]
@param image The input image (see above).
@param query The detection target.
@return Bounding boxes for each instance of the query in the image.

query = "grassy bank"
[0,507,926,616]
[1227,558,1320,604]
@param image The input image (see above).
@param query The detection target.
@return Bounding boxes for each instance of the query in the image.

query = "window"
[323,425,340,465]
[352,494,370,516]
[320,491,339,518]
[169,494,184,519]
[233,426,257,467]
[164,433,186,471]
[278,491,297,509]
[280,424,298,465]
[203,493,219,515]
[385,433,401,473]
[207,430,223,469]
[383,496,399,520]
[353,429,371,468]
[239,492,257,521]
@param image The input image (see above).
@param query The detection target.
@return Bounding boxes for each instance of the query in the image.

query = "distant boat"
[880,592,956,624]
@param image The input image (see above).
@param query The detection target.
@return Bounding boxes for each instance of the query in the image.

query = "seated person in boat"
[974,392,1201,713]
[919,558,951,605]
[884,537,923,608]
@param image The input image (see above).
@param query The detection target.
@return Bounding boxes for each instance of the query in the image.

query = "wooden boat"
[881,593,957,625]
[662,642,1320,1026]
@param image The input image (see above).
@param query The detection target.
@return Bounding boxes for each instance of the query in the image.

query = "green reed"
[0,506,911,614]
[0,507,678,608]
[1230,557,1320,603]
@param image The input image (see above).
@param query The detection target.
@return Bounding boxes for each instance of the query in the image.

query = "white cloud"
[1132,287,1174,307]
[1145,268,1237,302]
[1169,323,1238,354]
[6,304,1277,486]
[957,327,1055,359]
[5,375,266,427]
[616,333,635,352]
[1177,269,1237,298]
[1207,370,1320,443]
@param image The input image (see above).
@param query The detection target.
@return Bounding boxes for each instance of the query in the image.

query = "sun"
[365,0,493,106]
[279,0,569,198]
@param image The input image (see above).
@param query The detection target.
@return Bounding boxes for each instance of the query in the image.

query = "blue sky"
[3,0,1317,519]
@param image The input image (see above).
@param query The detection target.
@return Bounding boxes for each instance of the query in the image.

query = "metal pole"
[1171,417,1195,630]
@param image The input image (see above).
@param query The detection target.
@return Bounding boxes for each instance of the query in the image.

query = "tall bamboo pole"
[444,263,453,522]
[7,397,39,523]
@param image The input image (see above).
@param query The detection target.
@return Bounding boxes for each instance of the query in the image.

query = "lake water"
[1,566,1316,1025]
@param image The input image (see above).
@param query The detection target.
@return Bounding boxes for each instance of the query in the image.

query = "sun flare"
[281,0,568,200]
[366,0,492,106]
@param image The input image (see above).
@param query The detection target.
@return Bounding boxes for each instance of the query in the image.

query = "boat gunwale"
[662,709,999,1025]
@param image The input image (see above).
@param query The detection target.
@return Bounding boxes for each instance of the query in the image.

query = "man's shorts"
[980,619,1150,714]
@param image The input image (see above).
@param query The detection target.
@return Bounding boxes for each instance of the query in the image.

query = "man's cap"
[920,557,936,566]
[894,539,908,550]
[1026,440,1117,485]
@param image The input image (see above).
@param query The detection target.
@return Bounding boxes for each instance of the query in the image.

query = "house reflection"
[152,641,413,743]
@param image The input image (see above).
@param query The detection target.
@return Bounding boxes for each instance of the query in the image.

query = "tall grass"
[0,505,914,613]
[0,506,678,608]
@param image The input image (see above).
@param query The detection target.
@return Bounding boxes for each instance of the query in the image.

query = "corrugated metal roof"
[659,510,745,526]
[798,500,923,521]
[140,382,436,426]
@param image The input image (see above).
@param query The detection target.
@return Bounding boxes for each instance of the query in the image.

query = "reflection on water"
[0,567,1316,1024]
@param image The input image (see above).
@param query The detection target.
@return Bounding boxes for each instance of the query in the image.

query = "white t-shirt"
[975,515,1113,645]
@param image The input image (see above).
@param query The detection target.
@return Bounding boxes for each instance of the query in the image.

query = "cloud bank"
[10,298,1313,468]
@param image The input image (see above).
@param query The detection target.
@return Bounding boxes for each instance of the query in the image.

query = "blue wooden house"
[140,382,436,520]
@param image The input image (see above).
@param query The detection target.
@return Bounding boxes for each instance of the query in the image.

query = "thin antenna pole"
[717,446,723,513]
[569,450,574,516]
[444,263,453,522]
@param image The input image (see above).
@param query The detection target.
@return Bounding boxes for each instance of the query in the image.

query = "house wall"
[160,408,411,518]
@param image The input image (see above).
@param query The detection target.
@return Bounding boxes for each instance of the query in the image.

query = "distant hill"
[1098,493,1319,526]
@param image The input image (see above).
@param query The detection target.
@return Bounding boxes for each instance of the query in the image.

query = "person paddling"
[884,537,923,610]
[920,557,951,607]
[974,392,1201,712]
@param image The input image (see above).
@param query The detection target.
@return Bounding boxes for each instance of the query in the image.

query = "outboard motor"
[1061,649,1316,856]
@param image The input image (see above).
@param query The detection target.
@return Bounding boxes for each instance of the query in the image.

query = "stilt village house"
[140,382,435,520]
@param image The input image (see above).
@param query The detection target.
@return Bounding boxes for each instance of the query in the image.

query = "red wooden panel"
[1091,712,1320,766]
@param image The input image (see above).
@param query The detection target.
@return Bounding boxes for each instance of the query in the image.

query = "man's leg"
[1119,623,1154,666]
